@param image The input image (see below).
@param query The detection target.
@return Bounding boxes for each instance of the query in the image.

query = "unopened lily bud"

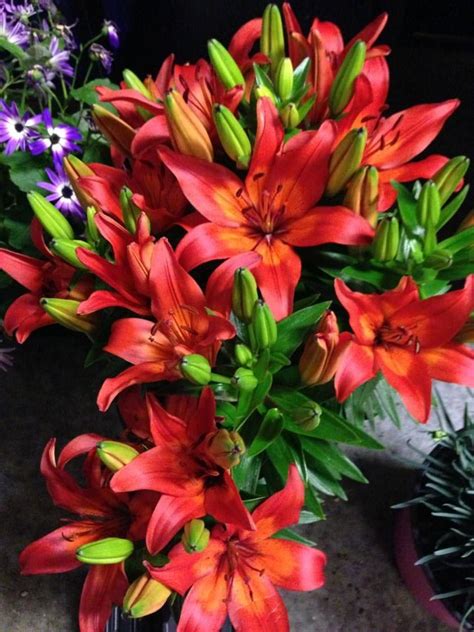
[457,210,474,232]
[28,192,74,240]
[424,249,452,270]
[164,89,213,162]
[232,267,258,323]
[50,238,93,269]
[206,429,245,468]
[235,343,254,367]
[120,186,141,233]
[182,519,210,553]
[213,104,251,168]
[63,155,97,211]
[41,298,96,335]
[299,311,343,386]
[123,573,171,619]
[232,367,258,391]
[97,440,139,472]
[123,69,152,98]
[180,354,211,385]
[254,85,277,103]
[261,4,285,74]
[329,40,366,117]
[275,57,293,101]
[455,315,474,344]
[280,102,299,128]
[249,300,277,351]
[207,39,245,90]
[326,128,367,197]
[92,104,135,156]
[76,537,134,565]
[292,401,322,432]
[433,156,470,206]
[344,166,379,227]
[86,207,100,244]
[417,181,441,228]
[372,217,400,262]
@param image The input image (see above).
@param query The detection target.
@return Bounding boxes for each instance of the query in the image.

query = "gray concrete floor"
[1,329,472,631]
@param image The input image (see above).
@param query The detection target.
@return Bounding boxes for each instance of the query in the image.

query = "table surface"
[1,329,471,632]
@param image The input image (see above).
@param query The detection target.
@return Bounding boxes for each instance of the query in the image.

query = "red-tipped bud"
[92,104,135,156]
[299,310,346,386]
[344,166,379,227]
[205,429,245,469]
[123,573,171,619]
[164,89,213,162]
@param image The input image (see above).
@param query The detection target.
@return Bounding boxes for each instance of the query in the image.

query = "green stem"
[210,372,233,385]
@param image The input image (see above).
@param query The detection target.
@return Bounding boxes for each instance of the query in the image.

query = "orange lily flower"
[96,238,235,411]
[147,465,326,632]
[161,98,374,320]
[335,276,474,423]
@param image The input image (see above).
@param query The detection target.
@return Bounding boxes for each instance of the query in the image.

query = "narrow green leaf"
[273,301,330,357]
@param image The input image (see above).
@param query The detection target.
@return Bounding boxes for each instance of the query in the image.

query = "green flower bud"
[254,85,277,103]
[235,343,254,367]
[372,217,400,262]
[208,39,245,90]
[123,574,171,619]
[97,441,139,472]
[261,4,285,74]
[180,354,211,385]
[213,104,251,168]
[329,40,366,117]
[120,186,141,234]
[28,191,74,240]
[123,69,152,98]
[249,300,277,351]
[275,57,293,101]
[205,429,246,468]
[433,156,470,206]
[85,206,100,244]
[50,238,93,269]
[280,102,299,128]
[76,537,134,565]
[40,298,96,335]
[417,181,441,228]
[292,402,322,432]
[182,519,210,554]
[326,128,367,197]
[424,249,453,270]
[232,267,258,323]
[343,166,379,227]
[232,367,258,392]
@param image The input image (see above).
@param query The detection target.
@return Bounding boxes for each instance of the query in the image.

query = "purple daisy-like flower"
[3,2,37,23]
[53,21,77,50]
[47,36,74,78]
[102,19,119,50]
[38,167,84,220]
[0,12,29,47]
[0,101,41,154]
[89,43,113,74]
[30,108,81,168]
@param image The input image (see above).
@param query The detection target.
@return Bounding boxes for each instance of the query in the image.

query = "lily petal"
[257,538,326,591]
[0,249,44,291]
[422,344,474,387]
[177,571,228,632]
[204,470,255,531]
[79,564,128,632]
[4,293,53,342]
[205,251,261,316]
[335,341,376,402]
[146,494,205,555]
[97,362,168,412]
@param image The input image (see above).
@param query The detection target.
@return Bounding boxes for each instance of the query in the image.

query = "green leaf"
[0,36,27,62]
[273,301,330,357]
[0,152,47,193]
[437,185,470,230]
[304,485,325,520]
[3,217,31,250]
[392,181,417,231]
[70,79,119,106]
[292,57,311,94]
[266,436,294,481]
[235,371,273,428]
[253,64,274,92]
[247,411,284,457]
[341,265,398,289]
[274,528,317,547]
[438,227,474,254]
[300,438,368,483]
[232,454,262,493]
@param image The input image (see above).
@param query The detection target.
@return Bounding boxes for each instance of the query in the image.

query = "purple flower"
[89,43,113,74]
[102,19,119,50]
[47,36,73,78]
[3,2,37,23]
[0,101,41,154]
[30,108,81,168]
[53,21,77,50]
[38,167,84,219]
[0,12,29,47]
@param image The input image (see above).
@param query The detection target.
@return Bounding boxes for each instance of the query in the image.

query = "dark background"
[59,0,474,210]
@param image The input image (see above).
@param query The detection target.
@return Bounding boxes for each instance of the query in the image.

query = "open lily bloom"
[148,465,326,632]
[335,275,474,422]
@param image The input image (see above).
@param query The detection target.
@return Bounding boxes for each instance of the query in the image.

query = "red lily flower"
[111,388,254,553]
[77,212,155,316]
[118,386,152,441]
[282,5,390,125]
[19,434,156,632]
[334,276,474,423]
[97,238,235,411]
[147,465,326,632]
[337,74,459,210]
[0,222,92,342]
[161,98,374,320]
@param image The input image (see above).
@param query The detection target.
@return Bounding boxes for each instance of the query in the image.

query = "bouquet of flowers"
[0,3,472,631]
